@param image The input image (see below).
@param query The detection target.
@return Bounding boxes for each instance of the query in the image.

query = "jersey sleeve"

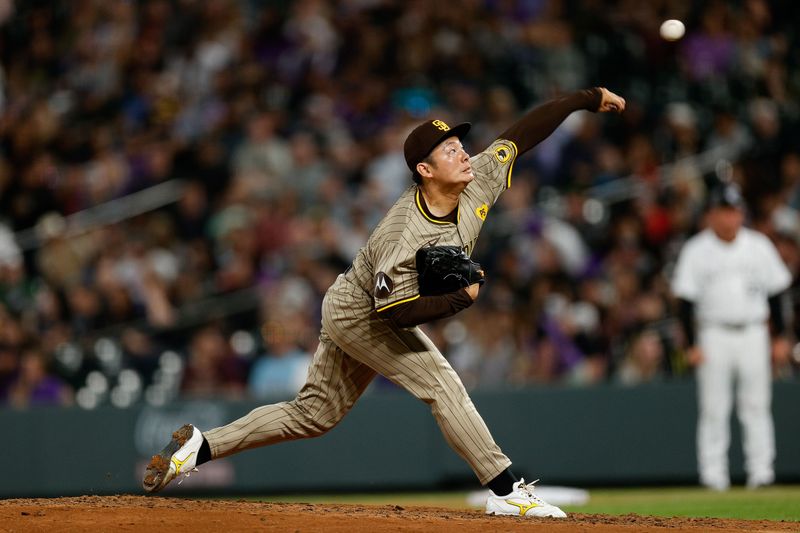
[468,138,519,206]
[371,241,421,313]
[671,242,699,301]
[758,235,792,295]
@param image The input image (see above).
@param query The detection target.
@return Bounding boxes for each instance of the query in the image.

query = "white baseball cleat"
[700,474,730,492]
[746,473,774,490]
[486,478,567,518]
[142,424,204,493]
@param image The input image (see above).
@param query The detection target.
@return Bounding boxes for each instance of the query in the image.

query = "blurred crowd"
[1,0,799,409]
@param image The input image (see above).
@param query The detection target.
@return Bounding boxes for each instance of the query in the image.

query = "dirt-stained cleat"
[143,424,203,493]
[486,478,567,518]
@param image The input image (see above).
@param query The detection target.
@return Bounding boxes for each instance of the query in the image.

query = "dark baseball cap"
[707,183,745,209]
[404,119,471,175]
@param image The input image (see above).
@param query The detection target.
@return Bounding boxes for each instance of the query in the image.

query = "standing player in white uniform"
[671,183,792,490]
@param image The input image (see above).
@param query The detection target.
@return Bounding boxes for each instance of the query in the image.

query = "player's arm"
[677,297,703,367]
[499,88,625,156]
[761,236,793,363]
[676,297,702,366]
[380,287,477,328]
[672,243,703,366]
[768,291,787,336]
[676,298,696,346]
[768,290,791,364]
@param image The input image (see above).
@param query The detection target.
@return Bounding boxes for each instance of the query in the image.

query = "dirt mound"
[0,495,796,532]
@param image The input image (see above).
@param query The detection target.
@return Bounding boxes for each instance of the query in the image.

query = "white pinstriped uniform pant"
[696,323,774,486]
[203,289,512,484]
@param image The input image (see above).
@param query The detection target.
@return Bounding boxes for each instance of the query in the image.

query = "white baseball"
[659,19,685,41]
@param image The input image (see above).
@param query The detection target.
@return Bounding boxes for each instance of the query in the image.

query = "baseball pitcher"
[143,87,625,517]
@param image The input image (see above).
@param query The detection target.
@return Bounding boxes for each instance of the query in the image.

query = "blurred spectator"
[249,319,312,399]
[0,222,20,269]
[120,327,161,382]
[0,304,20,400]
[181,326,247,398]
[615,328,667,386]
[232,112,293,200]
[680,1,736,82]
[6,346,72,408]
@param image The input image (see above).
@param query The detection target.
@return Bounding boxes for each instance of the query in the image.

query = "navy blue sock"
[197,437,212,465]
[487,468,518,496]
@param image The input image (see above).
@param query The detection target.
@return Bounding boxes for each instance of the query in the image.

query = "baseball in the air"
[660,19,685,41]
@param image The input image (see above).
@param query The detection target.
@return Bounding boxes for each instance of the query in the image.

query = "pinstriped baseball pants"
[203,289,512,484]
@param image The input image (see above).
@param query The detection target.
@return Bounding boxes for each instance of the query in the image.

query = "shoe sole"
[486,511,566,518]
[142,424,194,493]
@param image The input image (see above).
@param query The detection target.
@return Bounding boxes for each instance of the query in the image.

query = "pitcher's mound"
[1,495,796,532]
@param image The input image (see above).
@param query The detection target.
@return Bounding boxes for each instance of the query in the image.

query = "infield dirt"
[1,495,798,532]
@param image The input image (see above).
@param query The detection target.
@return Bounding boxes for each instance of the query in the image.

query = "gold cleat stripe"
[171,452,195,475]
[505,499,539,516]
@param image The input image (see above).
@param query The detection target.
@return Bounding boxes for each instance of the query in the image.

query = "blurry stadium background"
[1,0,799,497]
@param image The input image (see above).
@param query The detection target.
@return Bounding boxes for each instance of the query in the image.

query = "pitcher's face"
[416,136,473,188]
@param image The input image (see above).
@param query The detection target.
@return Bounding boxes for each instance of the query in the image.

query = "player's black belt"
[718,323,748,330]
[704,321,764,331]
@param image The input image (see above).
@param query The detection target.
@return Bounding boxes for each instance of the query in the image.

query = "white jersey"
[671,227,791,325]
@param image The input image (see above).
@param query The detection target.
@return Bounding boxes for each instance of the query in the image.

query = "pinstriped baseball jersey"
[149,91,619,497]
[338,138,519,313]
[202,136,520,485]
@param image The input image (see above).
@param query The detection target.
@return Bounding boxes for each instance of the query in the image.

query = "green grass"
[242,485,800,522]
[562,486,800,521]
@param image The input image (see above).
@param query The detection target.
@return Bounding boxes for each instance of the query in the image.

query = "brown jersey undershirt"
[382,88,602,329]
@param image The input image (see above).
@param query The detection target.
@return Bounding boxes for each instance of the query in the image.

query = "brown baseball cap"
[404,119,471,175]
